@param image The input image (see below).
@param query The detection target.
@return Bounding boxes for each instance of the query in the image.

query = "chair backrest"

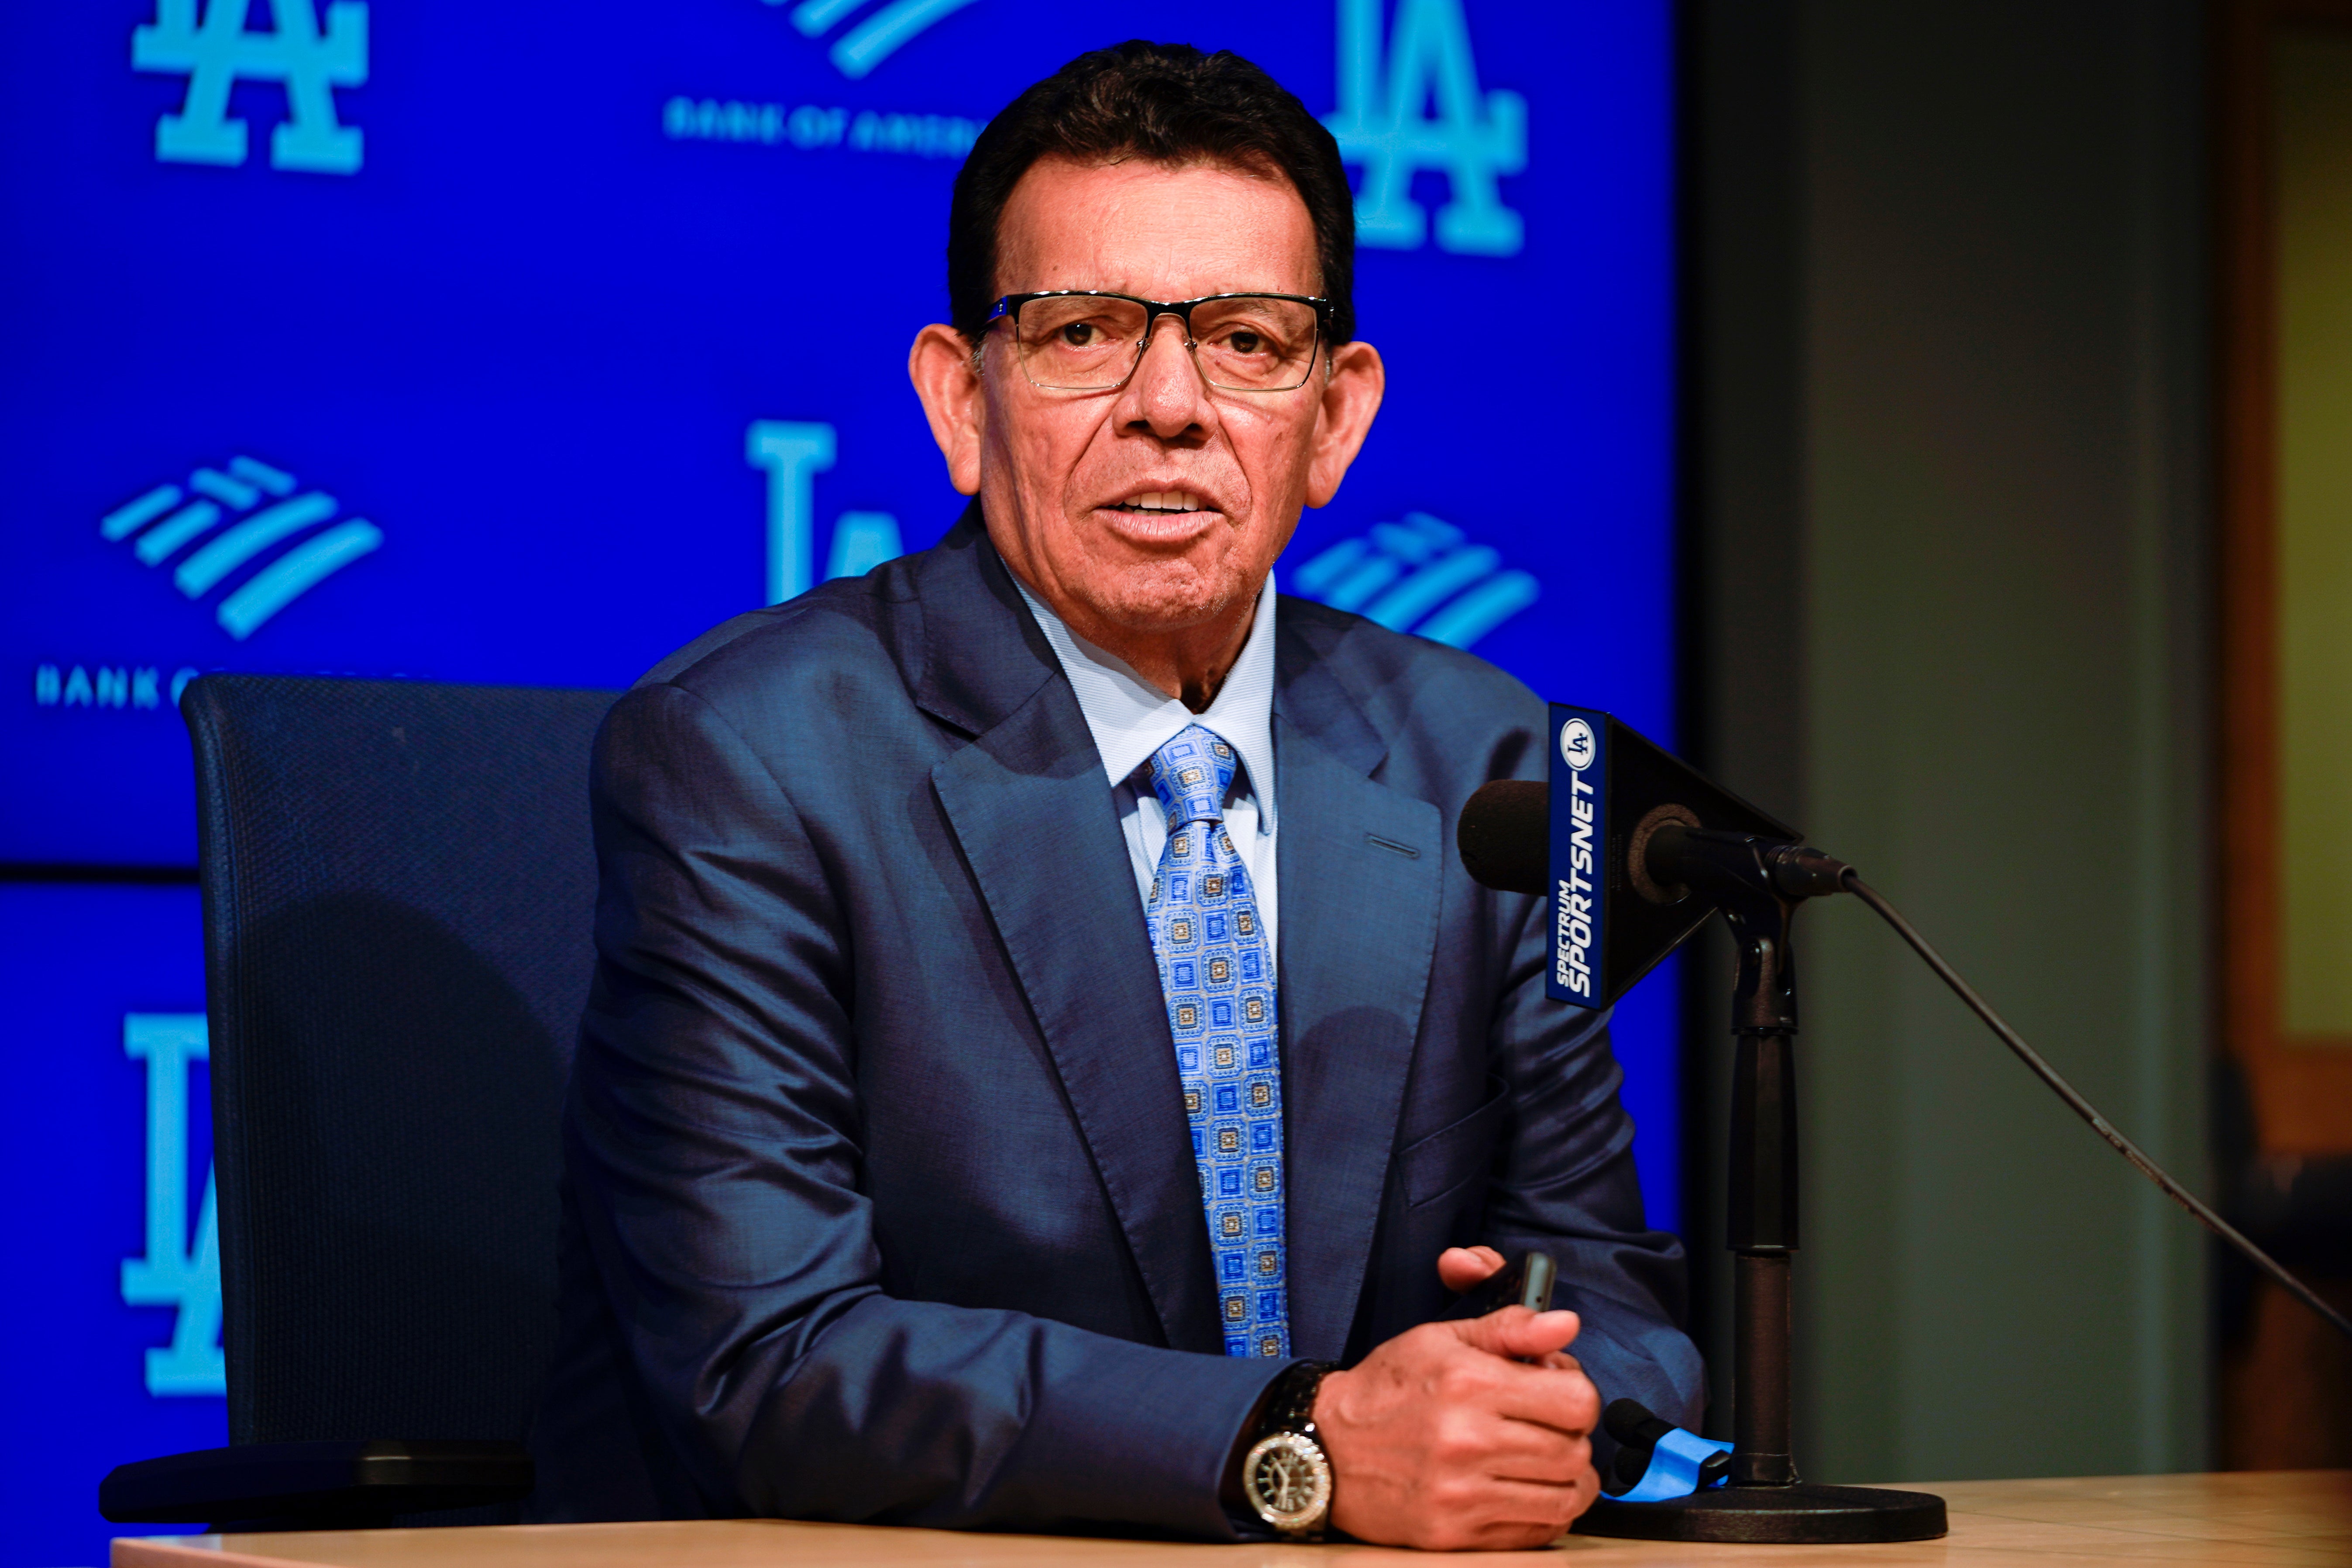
[184,675,617,1448]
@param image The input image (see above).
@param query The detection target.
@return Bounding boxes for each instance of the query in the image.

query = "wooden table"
[111,1472,2352,1568]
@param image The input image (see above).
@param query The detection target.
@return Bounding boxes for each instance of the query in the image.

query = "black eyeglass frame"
[984,290,1336,393]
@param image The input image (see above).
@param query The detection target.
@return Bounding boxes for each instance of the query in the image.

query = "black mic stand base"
[1576,1483,1948,1544]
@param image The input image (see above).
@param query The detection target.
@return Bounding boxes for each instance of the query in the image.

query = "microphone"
[1464,711,2350,1565]
[1455,779,1547,895]
[1458,706,2352,1350]
[1460,788,1854,904]
[1457,706,1797,1009]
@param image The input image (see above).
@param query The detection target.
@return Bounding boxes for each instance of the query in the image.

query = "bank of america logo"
[765,0,979,79]
[100,455,384,640]
[1291,512,1538,650]
[133,0,368,174]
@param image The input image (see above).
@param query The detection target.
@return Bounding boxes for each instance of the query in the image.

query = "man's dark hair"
[947,41,1357,347]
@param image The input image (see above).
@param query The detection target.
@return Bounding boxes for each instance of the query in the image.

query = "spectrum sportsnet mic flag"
[1548,706,1609,1003]
[1544,705,1798,1010]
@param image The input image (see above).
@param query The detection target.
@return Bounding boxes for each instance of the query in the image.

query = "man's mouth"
[1110,490,1208,515]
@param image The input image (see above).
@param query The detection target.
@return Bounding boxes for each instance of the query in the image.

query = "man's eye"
[1209,323,1290,358]
[1057,322,1097,347]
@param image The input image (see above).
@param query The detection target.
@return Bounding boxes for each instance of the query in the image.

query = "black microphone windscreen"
[1458,780,1550,895]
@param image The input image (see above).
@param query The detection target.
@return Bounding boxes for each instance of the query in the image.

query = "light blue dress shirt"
[1013,571,1279,959]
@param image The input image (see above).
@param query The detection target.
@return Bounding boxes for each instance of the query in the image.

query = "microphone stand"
[1577,829,1946,1543]
[1463,718,2352,1536]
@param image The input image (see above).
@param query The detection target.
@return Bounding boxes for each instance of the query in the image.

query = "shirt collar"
[1013,569,1279,832]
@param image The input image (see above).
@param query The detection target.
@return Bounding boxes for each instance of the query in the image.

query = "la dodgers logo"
[1323,0,1527,255]
[1561,717,1598,771]
[133,0,369,174]
[746,421,904,603]
[120,1015,224,1397]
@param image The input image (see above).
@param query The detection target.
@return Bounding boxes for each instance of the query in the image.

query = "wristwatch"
[1240,1360,1336,1538]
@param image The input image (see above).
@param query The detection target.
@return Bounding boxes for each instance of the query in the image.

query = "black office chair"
[101,676,618,1529]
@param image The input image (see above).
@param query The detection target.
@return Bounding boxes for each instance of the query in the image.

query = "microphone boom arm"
[1840,870,2352,1343]
[1644,824,2352,1344]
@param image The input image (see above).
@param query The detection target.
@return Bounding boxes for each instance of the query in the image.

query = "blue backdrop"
[0,4,1674,1561]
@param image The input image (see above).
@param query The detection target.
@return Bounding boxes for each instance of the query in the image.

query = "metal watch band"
[1263,1359,1335,1438]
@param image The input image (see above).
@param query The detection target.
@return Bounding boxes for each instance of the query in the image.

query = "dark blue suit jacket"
[530,512,1701,1535]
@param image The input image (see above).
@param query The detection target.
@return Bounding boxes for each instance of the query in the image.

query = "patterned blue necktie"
[1145,725,1290,1358]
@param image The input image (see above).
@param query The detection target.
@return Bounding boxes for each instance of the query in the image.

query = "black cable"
[1840,870,2352,1343]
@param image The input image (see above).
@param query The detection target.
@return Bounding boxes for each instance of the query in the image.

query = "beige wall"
[2276,30,2352,1038]
[1688,0,2213,1483]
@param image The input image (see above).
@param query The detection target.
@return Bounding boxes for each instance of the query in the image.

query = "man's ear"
[1304,338,1385,508]
[908,323,986,496]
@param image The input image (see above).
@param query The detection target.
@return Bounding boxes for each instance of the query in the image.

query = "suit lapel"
[919,523,1222,1353]
[1273,629,1443,1362]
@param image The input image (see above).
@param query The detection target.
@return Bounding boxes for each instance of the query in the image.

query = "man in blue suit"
[535,41,1700,1550]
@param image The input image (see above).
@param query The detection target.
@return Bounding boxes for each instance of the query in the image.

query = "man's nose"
[1120,313,1213,437]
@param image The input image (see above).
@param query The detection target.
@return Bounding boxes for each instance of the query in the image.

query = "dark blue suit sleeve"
[1478,891,1706,1434]
[566,681,1284,1535]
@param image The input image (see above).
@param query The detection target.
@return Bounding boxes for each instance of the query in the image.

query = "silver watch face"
[1244,1430,1332,1533]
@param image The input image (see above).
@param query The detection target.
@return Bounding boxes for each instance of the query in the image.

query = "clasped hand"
[1310,1245,1601,1550]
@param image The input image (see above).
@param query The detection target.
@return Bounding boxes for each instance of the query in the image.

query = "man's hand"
[1310,1246,1602,1550]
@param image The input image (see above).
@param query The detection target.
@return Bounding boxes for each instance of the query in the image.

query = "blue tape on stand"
[1602,1427,1735,1503]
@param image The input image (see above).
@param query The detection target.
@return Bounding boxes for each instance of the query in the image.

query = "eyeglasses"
[986,291,1332,393]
